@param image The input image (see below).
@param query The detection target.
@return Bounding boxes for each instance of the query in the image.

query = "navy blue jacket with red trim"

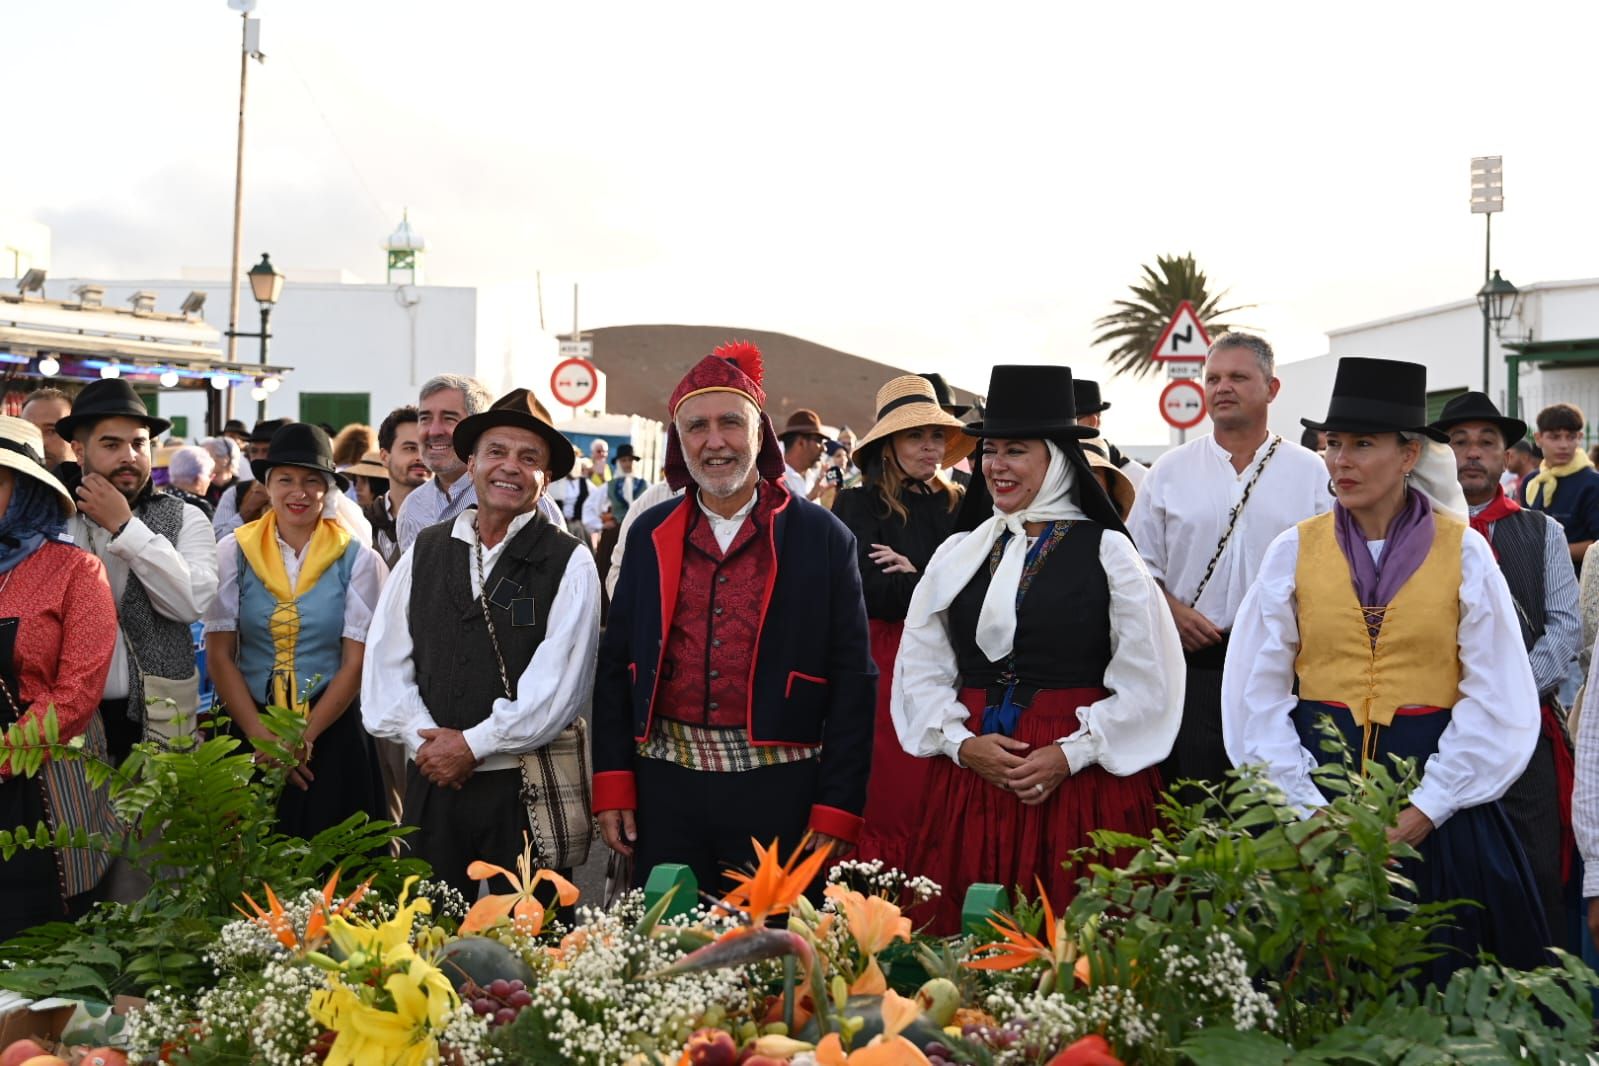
[592,483,877,842]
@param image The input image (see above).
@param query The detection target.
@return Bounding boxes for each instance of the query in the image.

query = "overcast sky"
[6,1,1596,442]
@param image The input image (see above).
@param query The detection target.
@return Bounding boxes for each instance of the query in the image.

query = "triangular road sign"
[1150,300,1212,361]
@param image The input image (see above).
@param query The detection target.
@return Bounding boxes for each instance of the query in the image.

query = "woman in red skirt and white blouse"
[892,365,1184,932]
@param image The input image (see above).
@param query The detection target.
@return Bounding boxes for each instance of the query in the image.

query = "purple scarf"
[1332,486,1435,610]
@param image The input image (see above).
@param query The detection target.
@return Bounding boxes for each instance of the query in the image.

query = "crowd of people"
[9,335,1599,987]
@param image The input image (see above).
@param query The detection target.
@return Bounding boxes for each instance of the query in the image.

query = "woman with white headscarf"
[1223,357,1547,985]
[892,365,1183,932]
[204,423,388,839]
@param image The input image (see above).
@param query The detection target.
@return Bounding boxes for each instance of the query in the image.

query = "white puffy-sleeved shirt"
[891,527,1184,775]
[1127,433,1332,631]
[203,530,389,644]
[1221,524,1539,827]
[360,509,600,764]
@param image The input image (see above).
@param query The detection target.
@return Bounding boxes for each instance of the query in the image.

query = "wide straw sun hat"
[853,375,976,469]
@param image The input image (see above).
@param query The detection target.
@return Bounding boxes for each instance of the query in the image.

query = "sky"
[5,0,1597,444]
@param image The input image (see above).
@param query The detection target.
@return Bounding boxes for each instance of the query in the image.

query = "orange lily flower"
[1045,1035,1124,1065]
[964,880,1085,983]
[460,836,581,937]
[824,883,912,994]
[236,869,372,953]
[719,835,832,927]
[815,989,931,1065]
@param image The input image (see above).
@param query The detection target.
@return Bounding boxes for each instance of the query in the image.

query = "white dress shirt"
[361,509,600,765]
[70,503,220,700]
[214,485,374,547]
[606,481,683,598]
[1574,646,1599,894]
[1222,524,1539,827]
[204,530,389,643]
[782,464,810,500]
[581,478,610,536]
[1128,433,1332,631]
[891,528,1184,775]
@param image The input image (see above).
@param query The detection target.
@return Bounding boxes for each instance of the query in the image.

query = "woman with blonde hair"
[831,374,971,868]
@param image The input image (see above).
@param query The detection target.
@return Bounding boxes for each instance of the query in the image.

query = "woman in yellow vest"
[1222,357,1547,984]
[205,423,388,839]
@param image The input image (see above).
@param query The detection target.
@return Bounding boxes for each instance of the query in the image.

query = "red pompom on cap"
[712,340,765,390]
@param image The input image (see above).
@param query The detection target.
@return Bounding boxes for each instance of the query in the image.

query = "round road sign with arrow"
[550,357,599,409]
[1159,379,1206,430]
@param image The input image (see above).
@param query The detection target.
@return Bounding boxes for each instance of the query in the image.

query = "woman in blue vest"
[205,423,388,838]
[1223,357,1547,985]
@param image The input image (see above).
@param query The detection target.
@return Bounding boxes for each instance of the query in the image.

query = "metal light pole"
[1470,156,1504,392]
[220,0,265,434]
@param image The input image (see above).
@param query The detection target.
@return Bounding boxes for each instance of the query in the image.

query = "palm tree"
[1091,253,1253,379]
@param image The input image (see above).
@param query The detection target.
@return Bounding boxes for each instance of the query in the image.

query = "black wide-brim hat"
[54,378,171,440]
[453,388,576,479]
[250,422,350,490]
[1425,390,1527,446]
[1300,357,1448,443]
[1073,378,1112,416]
[919,372,972,418]
[614,443,637,461]
[962,364,1096,441]
[248,418,291,444]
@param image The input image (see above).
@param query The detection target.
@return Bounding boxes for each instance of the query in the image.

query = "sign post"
[1151,301,1211,442]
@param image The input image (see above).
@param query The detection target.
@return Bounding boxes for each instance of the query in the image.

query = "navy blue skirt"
[1291,700,1549,984]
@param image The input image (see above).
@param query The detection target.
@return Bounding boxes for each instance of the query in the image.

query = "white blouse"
[1221,524,1538,827]
[891,527,1184,775]
[204,531,389,645]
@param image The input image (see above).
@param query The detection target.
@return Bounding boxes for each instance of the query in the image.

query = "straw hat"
[1081,436,1135,519]
[0,416,74,513]
[343,452,390,480]
[854,375,976,468]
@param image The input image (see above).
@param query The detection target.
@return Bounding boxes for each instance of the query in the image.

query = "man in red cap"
[593,341,875,891]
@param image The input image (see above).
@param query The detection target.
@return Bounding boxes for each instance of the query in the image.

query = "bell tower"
[385,209,426,285]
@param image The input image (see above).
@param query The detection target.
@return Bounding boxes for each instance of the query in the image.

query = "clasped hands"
[415,727,478,789]
[958,733,1069,806]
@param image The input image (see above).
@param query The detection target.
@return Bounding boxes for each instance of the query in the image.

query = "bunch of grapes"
[461,977,534,1028]
[922,1019,1043,1064]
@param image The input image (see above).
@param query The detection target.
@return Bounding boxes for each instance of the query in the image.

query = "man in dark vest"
[56,379,218,765]
[361,388,599,900]
[593,340,875,893]
[1433,391,1581,941]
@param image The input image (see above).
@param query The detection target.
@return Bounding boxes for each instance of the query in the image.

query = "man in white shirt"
[362,387,599,900]
[56,379,219,764]
[779,408,829,501]
[1127,332,1332,796]
[364,405,431,568]
[393,375,495,556]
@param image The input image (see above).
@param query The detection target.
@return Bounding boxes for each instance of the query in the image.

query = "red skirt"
[908,686,1162,934]
[856,620,928,870]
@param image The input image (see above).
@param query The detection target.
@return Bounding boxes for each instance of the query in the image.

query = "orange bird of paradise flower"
[964,879,1087,984]
[236,869,372,953]
[718,834,832,927]
[460,835,581,937]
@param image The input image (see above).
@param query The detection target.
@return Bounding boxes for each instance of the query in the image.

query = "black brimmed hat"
[453,388,576,479]
[1300,357,1448,443]
[1073,378,1112,416]
[54,379,171,440]
[919,372,971,418]
[248,418,291,444]
[962,364,1096,441]
[614,443,637,461]
[1426,390,1527,446]
[251,422,350,490]
[222,419,250,437]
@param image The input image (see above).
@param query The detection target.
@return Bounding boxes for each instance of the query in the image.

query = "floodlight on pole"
[1469,156,1504,393]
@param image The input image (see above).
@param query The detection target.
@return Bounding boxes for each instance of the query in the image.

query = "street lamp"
[1477,270,1520,336]
[226,253,285,420]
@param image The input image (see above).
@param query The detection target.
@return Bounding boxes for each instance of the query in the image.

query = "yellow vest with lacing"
[1293,510,1464,726]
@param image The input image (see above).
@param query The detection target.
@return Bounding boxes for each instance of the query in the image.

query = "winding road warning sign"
[1150,301,1212,361]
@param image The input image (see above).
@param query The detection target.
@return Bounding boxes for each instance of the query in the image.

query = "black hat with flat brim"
[1300,357,1448,443]
[962,364,1097,441]
[919,372,971,418]
[1426,390,1527,446]
[1073,378,1112,416]
[251,422,350,490]
[453,388,576,479]
[222,419,250,437]
[54,378,171,440]
[614,443,637,461]
[248,418,291,444]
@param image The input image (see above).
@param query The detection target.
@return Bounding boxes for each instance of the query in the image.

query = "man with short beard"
[56,379,218,763]
[365,405,432,568]
[593,341,875,892]
[1430,392,1578,944]
[363,389,599,900]
[1127,332,1331,797]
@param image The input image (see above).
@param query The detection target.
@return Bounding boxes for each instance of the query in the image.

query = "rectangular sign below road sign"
[1167,361,1203,380]
[559,341,593,360]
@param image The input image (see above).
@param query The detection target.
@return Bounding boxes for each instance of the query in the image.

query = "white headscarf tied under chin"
[1406,435,1468,520]
[906,440,1087,661]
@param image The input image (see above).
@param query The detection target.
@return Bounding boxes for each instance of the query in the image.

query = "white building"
[1274,277,1599,442]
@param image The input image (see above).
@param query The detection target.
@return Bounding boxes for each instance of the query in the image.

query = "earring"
[1327,478,1336,495]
